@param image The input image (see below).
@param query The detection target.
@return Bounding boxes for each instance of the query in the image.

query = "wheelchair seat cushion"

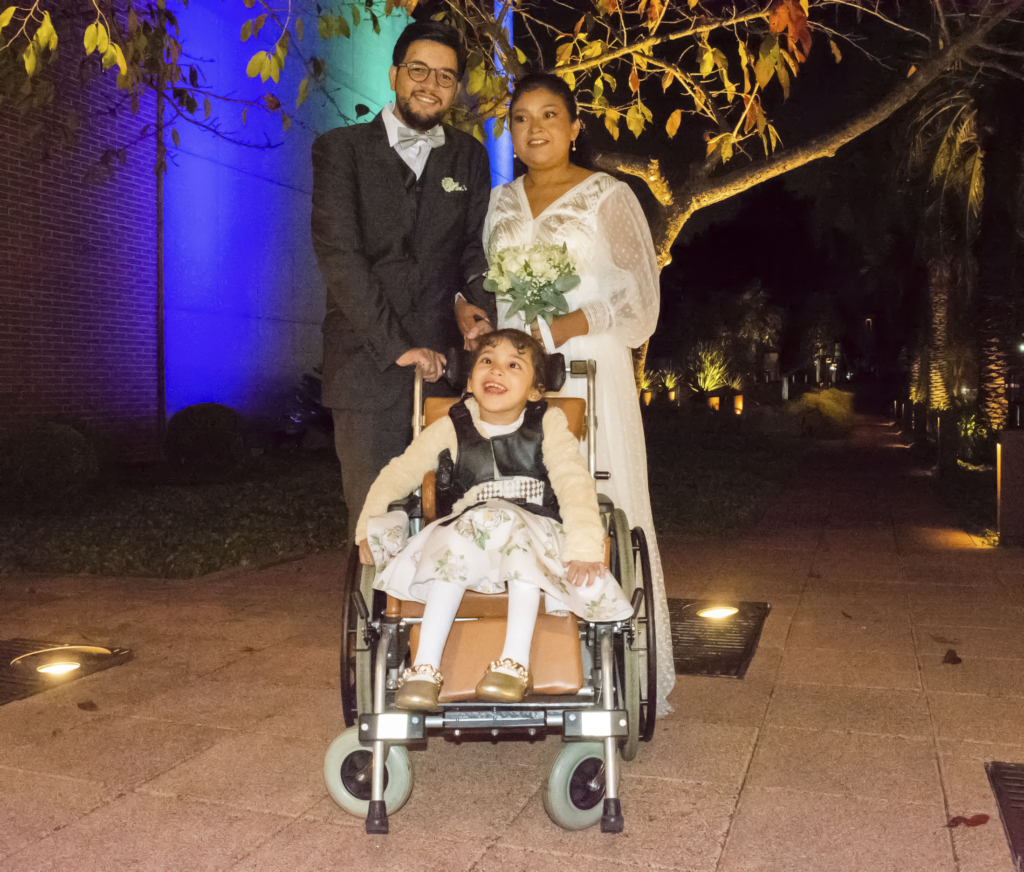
[408,613,585,701]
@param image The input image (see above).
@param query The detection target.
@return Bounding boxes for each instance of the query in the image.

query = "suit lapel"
[369,112,417,191]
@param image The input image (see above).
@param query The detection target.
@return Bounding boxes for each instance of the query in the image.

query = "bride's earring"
[571,139,577,152]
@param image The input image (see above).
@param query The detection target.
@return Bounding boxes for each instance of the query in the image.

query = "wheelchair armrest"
[387,493,422,518]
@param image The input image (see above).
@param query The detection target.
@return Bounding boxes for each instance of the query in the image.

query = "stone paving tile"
[668,659,779,727]
[629,718,757,790]
[202,641,339,690]
[914,624,1024,659]
[920,654,1024,698]
[0,715,229,791]
[909,597,1024,630]
[765,684,932,737]
[928,692,1024,746]
[776,647,921,690]
[497,777,736,871]
[801,579,911,602]
[0,792,291,872]
[717,788,955,872]
[229,820,486,872]
[0,768,114,860]
[392,743,545,842]
[129,673,312,730]
[140,731,329,818]
[785,616,916,653]
[250,686,344,744]
[744,726,943,804]
[793,594,912,625]
[474,844,678,872]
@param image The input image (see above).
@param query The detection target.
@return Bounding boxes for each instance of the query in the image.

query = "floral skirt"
[366,500,633,623]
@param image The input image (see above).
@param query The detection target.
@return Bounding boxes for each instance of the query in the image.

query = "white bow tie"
[395,125,444,150]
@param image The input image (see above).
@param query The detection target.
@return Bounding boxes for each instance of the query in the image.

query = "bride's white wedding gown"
[484,171,675,713]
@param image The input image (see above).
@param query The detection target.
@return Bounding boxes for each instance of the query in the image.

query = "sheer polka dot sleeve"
[584,182,661,349]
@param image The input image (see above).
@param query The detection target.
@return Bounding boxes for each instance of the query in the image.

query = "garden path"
[1,414,1022,871]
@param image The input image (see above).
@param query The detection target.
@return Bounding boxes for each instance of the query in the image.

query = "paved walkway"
[1,416,1023,871]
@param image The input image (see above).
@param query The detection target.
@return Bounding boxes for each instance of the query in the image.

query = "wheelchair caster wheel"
[543,743,606,831]
[323,728,412,820]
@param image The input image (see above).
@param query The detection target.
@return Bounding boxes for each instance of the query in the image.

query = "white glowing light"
[36,662,81,675]
[697,606,739,619]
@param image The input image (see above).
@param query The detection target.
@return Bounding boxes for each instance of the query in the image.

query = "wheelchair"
[324,357,658,834]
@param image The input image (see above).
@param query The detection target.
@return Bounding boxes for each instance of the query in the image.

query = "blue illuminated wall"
[164,4,405,419]
[163,4,509,419]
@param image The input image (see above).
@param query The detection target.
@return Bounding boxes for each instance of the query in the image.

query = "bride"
[483,72,674,712]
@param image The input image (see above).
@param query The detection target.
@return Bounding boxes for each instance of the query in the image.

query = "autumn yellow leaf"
[665,108,682,138]
[629,67,640,93]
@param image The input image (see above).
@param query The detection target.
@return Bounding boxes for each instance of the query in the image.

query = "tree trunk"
[975,78,1023,431]
[927,257,951,411]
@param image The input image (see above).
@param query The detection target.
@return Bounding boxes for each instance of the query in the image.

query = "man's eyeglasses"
[397,62,458,89]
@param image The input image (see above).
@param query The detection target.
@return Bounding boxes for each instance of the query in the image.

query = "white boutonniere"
[442,177,467,193]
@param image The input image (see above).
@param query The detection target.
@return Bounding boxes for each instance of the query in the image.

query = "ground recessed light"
[697,606,739,619]
[36,661,81,675]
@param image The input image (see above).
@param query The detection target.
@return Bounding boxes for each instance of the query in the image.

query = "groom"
[311,20,494,542]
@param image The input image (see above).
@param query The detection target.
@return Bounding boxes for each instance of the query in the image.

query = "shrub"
[686,342,733,394]
[0,423,99,502]
[165,403,246,476]
[953,403,990,463]
[796,389,854,436]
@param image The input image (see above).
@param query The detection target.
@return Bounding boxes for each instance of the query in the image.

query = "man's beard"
[396,93,445,131]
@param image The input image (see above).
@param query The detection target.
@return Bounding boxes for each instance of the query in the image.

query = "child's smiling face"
[467,337,542,424]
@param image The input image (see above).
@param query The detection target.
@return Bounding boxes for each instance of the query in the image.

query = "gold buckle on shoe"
[486,658,529,682]
[400,664,443,689]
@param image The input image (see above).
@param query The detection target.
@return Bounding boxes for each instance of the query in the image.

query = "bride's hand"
[530,310,590,349]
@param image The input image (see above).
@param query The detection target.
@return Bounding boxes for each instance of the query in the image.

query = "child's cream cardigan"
[354,397,605,563]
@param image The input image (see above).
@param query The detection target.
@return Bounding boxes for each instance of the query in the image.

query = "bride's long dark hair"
[508,72,594,175]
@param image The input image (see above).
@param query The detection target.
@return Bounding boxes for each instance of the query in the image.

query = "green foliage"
[0,452,346,578]
[796,388,854,435]
[638,368,661,392]
[165,403,246,478]
[647,409,808,537]
[660,368,682,391]
[686,342,733,394]
[0,423,99,503]
[953,402,990,463]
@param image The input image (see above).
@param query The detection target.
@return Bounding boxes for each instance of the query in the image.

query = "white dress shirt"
[381,102,444,181]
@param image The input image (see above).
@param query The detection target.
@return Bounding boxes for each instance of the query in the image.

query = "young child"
[356,329,633,710]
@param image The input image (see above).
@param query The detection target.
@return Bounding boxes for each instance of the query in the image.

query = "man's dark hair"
[392,21,467,79]
[470,328,549,393]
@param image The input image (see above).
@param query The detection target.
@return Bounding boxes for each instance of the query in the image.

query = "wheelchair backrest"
[423,396,586,441]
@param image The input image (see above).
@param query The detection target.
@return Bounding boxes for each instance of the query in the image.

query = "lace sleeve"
[580,182,661,349]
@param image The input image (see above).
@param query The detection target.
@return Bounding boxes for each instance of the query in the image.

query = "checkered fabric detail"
[468,477,546,505]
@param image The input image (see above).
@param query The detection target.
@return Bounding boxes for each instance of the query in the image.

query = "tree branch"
[593,152,673,205]
[556,7,770,75]
[687,0,1024,215]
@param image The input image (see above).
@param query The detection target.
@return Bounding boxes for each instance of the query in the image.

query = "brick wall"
[0,25,159,462]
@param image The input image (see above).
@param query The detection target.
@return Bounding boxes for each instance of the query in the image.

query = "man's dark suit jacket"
[311,113,495,412]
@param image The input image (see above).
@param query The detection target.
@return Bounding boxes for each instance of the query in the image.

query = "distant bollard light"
[733,395,743,415]
[708,396,720,411]
[697,606,739,619]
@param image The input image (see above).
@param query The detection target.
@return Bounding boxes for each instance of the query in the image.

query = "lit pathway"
[1,416,1022,871]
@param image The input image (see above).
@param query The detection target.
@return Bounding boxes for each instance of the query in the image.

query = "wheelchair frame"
[328,360,657,835]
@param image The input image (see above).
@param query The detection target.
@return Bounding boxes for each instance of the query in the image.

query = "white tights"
[412,577,542,671]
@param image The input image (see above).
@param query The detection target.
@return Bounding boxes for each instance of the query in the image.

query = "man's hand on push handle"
[455,297,492,351]
[396,347,446,383]
[358,540,374,566]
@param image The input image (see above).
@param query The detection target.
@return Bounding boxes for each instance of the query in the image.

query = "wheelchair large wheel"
[323,727,413,818]
[609,508,641,761]
[340,558,376,728]
[542,742,605,831]
[632,526,658,745]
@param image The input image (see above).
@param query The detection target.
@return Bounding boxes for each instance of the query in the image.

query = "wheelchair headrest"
[444,348,566,394]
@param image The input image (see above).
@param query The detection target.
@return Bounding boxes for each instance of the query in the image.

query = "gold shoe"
[475,659,531,703]
[395,664,443,711]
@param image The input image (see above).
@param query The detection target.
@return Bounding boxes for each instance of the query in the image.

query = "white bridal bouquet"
[483,242,581,326]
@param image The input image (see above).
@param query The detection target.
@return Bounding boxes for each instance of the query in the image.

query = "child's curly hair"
[469,328,548,393]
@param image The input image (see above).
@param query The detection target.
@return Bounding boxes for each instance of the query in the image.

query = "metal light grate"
[667,599,770,678]
[988,762,1024,872]
[0,639,132,706]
